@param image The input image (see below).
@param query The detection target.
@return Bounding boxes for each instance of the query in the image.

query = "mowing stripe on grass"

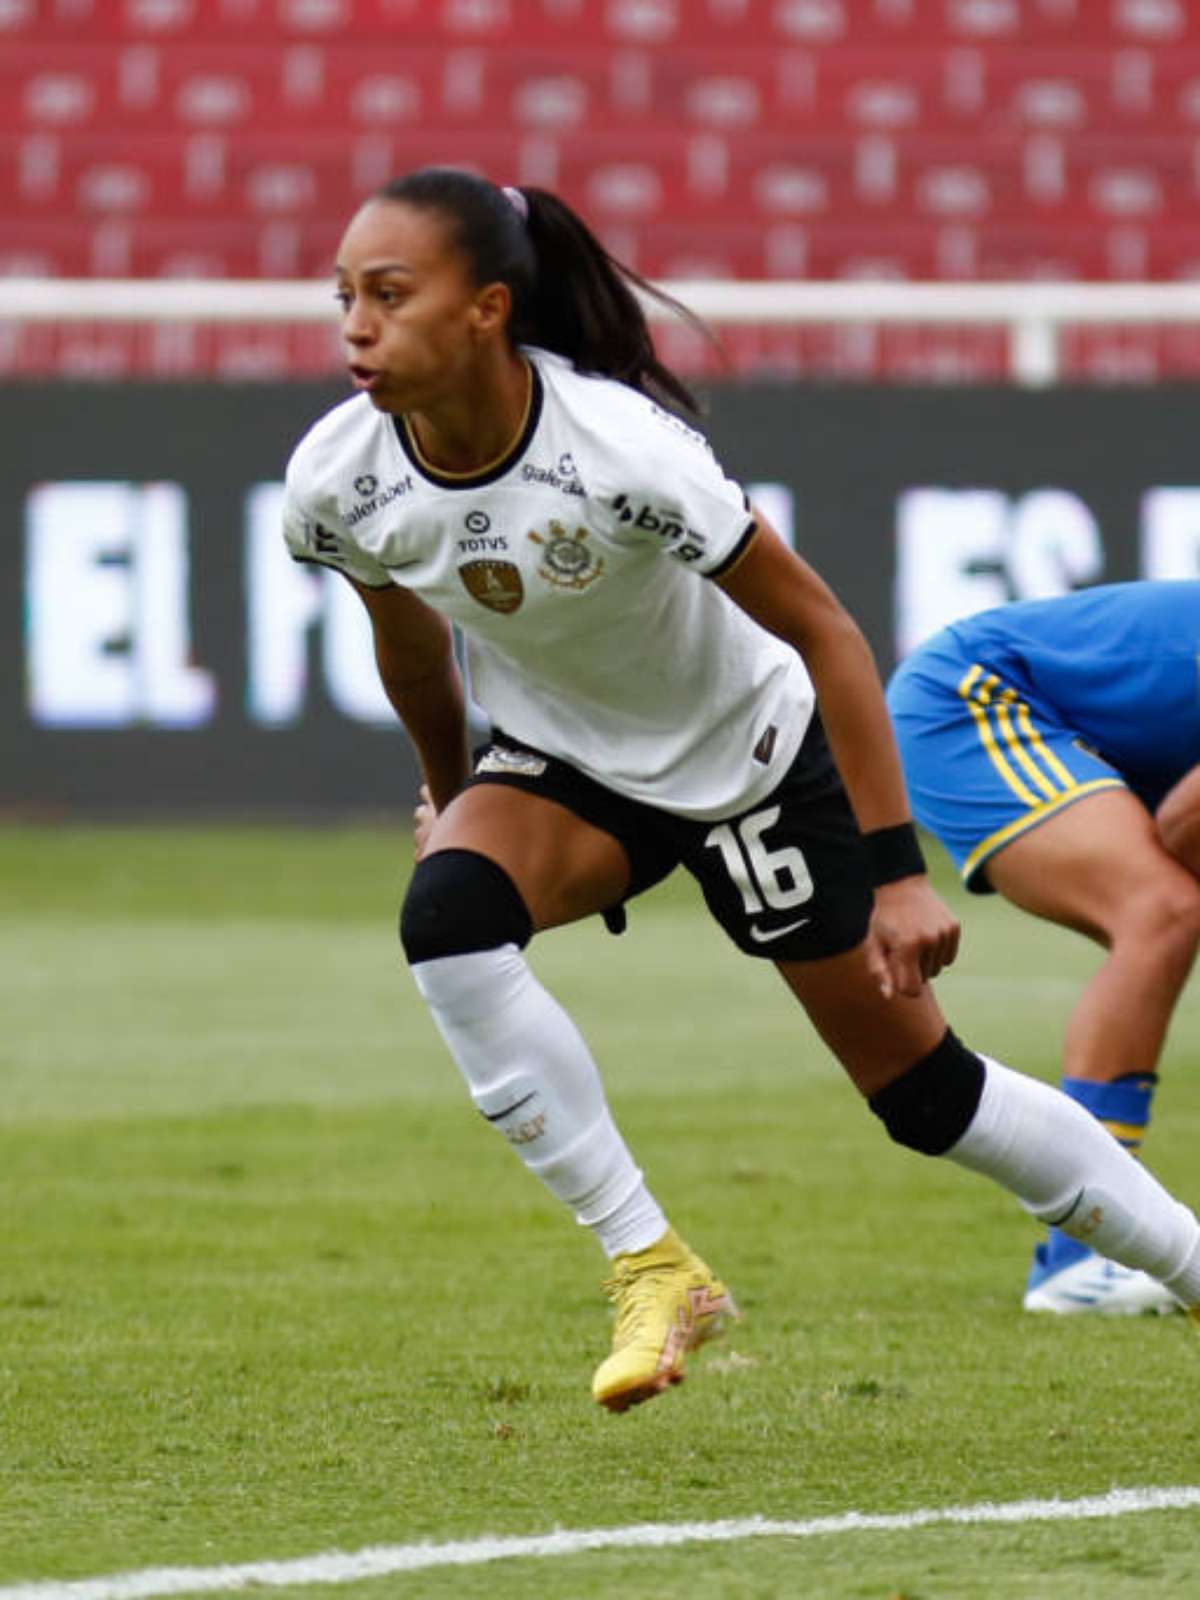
[6,1485,1200,1599]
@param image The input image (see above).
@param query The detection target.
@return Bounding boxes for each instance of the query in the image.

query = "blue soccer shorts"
[887,633,1126,893]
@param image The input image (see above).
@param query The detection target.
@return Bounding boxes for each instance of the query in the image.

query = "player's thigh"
[424,782,633,932]
[775,942,950,1098]
[985,786,1194,943]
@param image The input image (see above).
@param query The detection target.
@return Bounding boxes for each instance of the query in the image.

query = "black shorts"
[467,716,874,962]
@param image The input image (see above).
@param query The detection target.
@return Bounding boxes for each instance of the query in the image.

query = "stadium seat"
[11,0,1200,377]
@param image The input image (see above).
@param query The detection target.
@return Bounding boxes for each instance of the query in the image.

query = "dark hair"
[372,167,707,416]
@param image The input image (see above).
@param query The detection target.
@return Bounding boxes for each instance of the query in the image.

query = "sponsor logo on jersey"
[458,559,524,613]
[458,509,509,555]
[527,521,605,591]
[458,534,510,554]
[308,521,339,555]
[521,451,584,497]
[611,494,708,563]
[343,475,414,528]
[753,724,779,765]
[476,746,548,778]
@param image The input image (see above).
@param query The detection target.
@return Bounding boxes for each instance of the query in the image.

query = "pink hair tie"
[502,185,529,223]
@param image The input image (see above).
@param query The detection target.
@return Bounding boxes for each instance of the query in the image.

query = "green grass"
[2,825,1199,1595]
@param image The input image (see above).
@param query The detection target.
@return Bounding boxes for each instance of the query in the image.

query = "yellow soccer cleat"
[591,1227,737,1413]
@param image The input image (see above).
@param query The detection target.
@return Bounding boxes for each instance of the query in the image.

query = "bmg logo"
[611,494,707,563]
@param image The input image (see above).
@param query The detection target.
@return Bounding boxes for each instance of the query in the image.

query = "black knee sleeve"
[400,848,533,964]
[868,1029,986,1156]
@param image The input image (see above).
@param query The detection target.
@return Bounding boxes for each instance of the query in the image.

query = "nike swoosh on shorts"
[747,917,811,944]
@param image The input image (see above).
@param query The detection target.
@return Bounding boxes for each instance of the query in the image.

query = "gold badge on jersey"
[458,560,524,614]
[528,521,605,592]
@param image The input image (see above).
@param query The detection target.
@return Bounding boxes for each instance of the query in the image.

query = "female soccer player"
[282,169,1200,1411]
[888,582,1200,1316]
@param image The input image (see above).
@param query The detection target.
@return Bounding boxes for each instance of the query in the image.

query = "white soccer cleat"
[1023,1245,1181,1316]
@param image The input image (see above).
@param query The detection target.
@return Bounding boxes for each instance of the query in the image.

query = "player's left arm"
[714,514,960,998]
[1155,764,1200,877]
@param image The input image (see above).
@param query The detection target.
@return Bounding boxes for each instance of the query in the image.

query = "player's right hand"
[866,877,961,1000]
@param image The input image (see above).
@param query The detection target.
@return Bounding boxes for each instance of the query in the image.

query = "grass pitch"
[2,825,1199,1596]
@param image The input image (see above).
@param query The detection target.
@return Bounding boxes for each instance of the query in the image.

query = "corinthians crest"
[528,521,605,592]
[458,559,524,614]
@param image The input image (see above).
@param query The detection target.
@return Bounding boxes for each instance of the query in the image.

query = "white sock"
[411,945,667,1258]
[949,1056,1200,1300]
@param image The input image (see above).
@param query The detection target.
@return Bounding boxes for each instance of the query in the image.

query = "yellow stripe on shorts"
[1014,697,1077,789]
[957,663,1080,807]
[957,666,1040,807]
[960,778,1126,884]
[994,688,1058,800]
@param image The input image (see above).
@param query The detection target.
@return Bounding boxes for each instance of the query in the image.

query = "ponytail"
[371,168,709,416]
[515,187,706,416]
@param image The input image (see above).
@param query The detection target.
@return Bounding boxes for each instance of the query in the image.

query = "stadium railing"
[6,279,1200,385]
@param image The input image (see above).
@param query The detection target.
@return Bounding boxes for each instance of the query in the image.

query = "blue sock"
[1035,1074,1157,1273]
[1060,1074,1157,1154]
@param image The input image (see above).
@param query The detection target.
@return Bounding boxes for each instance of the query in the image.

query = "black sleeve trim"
[289,553,392,589]
[704,519,758,581]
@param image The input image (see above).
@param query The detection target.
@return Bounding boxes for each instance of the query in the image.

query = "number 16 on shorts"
[704,806,815,946]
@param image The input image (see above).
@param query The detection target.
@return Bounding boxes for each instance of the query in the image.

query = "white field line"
[5,1486,1200,1600]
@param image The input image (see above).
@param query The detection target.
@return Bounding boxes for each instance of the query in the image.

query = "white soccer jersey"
[282,347,814,820]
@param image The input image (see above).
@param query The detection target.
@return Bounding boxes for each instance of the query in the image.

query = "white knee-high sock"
[949,1057,1200,1303]
[411,945,667,1258]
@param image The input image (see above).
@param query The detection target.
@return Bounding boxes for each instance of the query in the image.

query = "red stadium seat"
[10,0,1200,377]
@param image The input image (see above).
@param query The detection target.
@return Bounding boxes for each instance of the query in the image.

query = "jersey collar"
[393,359,544,490]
